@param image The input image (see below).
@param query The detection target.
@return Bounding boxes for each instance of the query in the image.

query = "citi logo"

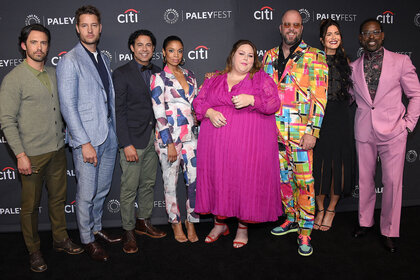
[188,45,209,60]
[65,200,76,213]
[51,51,67,66]
[377,11,394,24]
[254,6,273,20]
[118,9,139,23]
[0,167,16,180]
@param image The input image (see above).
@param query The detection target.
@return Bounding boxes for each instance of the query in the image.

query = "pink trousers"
[356,130,407,237]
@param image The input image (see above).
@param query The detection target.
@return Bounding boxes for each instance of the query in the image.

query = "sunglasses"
[282,22,302,29]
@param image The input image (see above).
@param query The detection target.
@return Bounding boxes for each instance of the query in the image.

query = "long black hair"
[320,19,353,97]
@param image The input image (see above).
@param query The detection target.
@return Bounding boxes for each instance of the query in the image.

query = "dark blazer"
[113,60,161,149]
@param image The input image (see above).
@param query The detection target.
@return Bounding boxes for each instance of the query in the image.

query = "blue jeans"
[73,122,118,244]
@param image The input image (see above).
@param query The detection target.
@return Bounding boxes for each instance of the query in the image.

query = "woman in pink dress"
[193,40,282,248]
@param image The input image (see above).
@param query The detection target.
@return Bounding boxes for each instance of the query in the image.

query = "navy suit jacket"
[113,60,161,149]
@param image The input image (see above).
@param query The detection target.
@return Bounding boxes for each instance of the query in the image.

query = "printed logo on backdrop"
[299,9,310,23]
[300,9,357,22]
[65,200,76,214]
[377,11,394,24]
[0,167,16,180]
[257,50,267,57]
[118,52,164,62]
[67,169,76,177]
[188,45,209,60]
[117,9,139,24]
[163,8,232,23]
[0,207,41,215]
[254,6,274,21]
[0,135,7,143]
[101,50,113,63]
[164,8,179,24]
[46,16,74,26]
[107,199,120,213]
[352,185,384,198]
[415,12,420,27]
[406,150,418,163]
[357,47,364,58]
[25,14,41,25]
[0,58,23,68]
[51,51,67,66]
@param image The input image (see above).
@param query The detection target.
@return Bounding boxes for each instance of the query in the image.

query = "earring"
[179,57,186,66]
[163,56,167,64]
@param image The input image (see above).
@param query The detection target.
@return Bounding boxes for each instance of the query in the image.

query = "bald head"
[281,9,302,25]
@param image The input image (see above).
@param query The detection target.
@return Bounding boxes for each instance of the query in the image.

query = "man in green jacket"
[0,24,83,273]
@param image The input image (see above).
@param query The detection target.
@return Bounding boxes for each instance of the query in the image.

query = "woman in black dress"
[313,19,354,231]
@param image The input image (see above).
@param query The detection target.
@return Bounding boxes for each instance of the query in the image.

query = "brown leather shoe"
[29,250,47,272]
[53,238,84,254]
[94,230,122,243]
[122,230,138,254]
[84,241,109,262]
[135,218,167,238]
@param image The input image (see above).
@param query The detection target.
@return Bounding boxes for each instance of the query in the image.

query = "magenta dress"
[193,69,283,222]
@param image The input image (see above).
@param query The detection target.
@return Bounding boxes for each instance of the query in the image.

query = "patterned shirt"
[363,47,384,102]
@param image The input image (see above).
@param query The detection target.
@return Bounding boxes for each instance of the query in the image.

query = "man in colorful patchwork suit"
[262,9,328,256]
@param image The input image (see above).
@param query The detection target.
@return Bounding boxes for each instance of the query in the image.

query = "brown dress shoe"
[29,250,47,272]
[53,238,84,254]
[135,218,167,238]
[185,220,199,243]
[122,230,138,254]
[94,230,122,243]
[84,241,109,262]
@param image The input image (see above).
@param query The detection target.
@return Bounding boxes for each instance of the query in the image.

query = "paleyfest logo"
[117,9,139,24]
[188,45,209,60]
[254,6,274,20]
[164,8,179,24]
[101,50,113,63]
[377,11,394,24]
[0,167,16,180]
[299,8,310,23]
[25,14,41,26]
[414,12,420,27]
[107,199,120,213]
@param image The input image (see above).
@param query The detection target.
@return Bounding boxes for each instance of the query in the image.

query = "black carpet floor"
[1,207,419,280]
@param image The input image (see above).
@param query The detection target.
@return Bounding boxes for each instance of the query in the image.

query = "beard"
[27,51,47,62]
[281,31,302,46]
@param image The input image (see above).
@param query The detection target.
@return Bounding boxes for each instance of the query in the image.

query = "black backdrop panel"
[1,0,419,232]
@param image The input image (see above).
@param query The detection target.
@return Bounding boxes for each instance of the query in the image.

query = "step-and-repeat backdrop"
[1,0,419,232]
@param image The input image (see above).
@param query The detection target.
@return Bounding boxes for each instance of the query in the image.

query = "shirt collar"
[23,59,46,76]
[364,47,384,61]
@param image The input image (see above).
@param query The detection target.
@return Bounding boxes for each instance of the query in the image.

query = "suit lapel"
[354,56,373,105]
[128,60,149,94]
[279,41,306,83]
[372,48,388,104]
[75,43,104,90]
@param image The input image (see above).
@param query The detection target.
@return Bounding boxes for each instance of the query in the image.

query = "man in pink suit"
[350,18,420,252]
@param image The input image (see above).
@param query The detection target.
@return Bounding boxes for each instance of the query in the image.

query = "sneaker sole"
[298,249,313,256]
[271,228,298,236]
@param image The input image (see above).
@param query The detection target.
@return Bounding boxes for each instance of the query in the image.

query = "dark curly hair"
[320,19,353,99]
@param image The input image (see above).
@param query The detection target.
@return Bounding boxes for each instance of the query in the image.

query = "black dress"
[313,55,355,196]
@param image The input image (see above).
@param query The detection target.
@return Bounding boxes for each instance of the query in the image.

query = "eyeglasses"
[282,22,302,29]
[361,30,382,37]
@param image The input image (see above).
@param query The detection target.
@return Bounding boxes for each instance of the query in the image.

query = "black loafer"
[352,225,371,238]
[383,236,397,253]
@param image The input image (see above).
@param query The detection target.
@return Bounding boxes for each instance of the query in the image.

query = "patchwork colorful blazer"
[262,41,328,142]
[150,65,198,146]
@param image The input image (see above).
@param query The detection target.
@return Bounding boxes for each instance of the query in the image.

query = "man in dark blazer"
[113,29,166,254]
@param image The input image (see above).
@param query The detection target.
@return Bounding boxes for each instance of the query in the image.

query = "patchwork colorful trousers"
[155,138,199,224]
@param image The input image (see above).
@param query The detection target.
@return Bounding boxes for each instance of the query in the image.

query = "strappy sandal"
[320,209,335,231]
[233,224,248,249]
[313,209,324,230]
[205,221,230,243]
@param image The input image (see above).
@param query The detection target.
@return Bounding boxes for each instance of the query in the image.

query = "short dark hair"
[359,18,383,34]
[220,39,261,79]
[128,29,157,53]
[18,24,51,58]
[162,35,184,50]
[75,5,101,25]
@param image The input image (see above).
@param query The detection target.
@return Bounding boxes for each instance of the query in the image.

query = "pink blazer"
[350,48,420,142]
